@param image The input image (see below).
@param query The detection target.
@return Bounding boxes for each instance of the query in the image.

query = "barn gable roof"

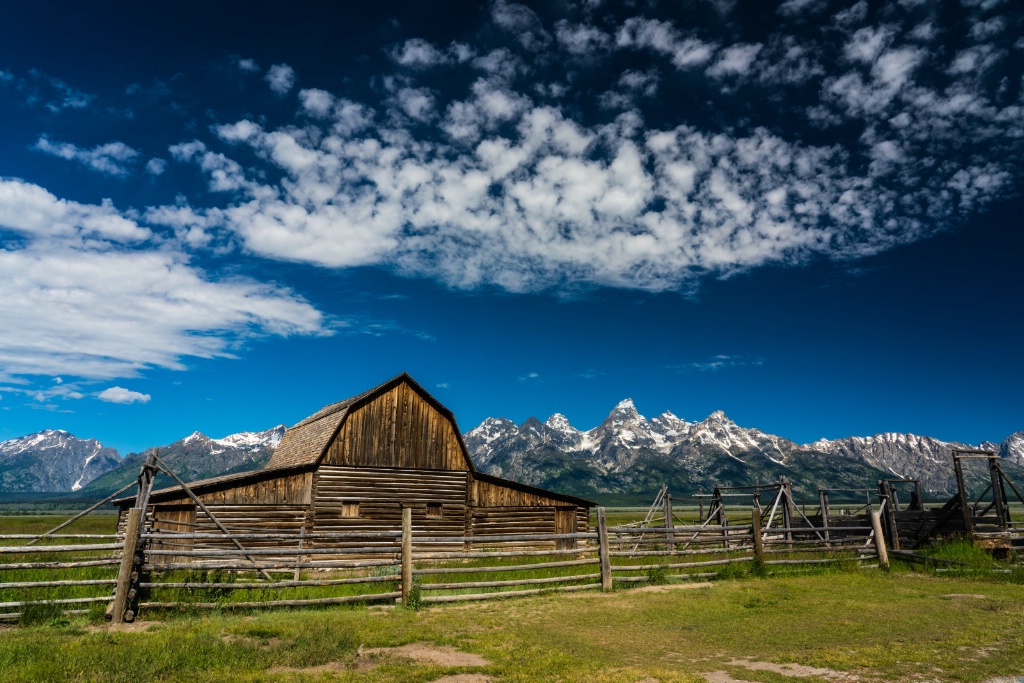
[264,372,475,472]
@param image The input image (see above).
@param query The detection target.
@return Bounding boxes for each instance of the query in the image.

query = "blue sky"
[0,0,1022,456]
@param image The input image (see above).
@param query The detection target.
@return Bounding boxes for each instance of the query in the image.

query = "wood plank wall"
[324,383,468,471]
[146,471,313,508]
[311,465,468,550]
[470,478,572,507]
[149,505,196,565]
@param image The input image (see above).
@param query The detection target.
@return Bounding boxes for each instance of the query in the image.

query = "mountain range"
[1,400,1021,503]
[464,399,1024,500]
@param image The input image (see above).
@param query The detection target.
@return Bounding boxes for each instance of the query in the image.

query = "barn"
[116,373,593,559]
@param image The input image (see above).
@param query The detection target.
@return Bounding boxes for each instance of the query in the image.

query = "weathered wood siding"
[323,383,468,471]
[148,505,196,564]
[146,471,313,507]
[470,478,573,507]
[311,465,467,549]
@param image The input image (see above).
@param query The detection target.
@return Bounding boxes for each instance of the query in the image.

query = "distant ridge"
[1,404,1021,500]
[464,401,1024,499]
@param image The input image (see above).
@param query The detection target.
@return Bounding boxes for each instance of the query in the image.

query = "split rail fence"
[2,504,890,623]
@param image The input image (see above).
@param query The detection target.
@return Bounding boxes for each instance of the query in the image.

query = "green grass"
[0,571,1023,682]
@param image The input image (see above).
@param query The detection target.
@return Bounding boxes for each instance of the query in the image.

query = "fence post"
[597,507,612,591]
[111,507,143,624]
[401,505,413,606]
[870,510,889,570]
[663,493,675,553]
[751,504,765,572]
[818,490,830,544]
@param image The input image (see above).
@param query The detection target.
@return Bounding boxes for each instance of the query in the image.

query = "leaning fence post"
[751,502,765,572]
[597,507,612,591]
[870,510,889,570]
[111,507,143,624]
[401,505,413,606]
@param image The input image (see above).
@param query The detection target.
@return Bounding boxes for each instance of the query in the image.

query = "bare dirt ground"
[266,642,492,677]
[709,658,860,681]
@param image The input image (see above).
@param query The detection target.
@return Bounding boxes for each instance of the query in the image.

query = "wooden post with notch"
[818,489,830,543]
[597,507,612,591]
[953,453,974,535]
[879,481,900,551]
[663,493,675,553]
[751,499,765,572]
[401,505,413,606]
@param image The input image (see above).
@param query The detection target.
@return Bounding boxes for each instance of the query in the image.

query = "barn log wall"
[148,505,196,565]
[324,383,468,471]
[143,470,313,509]
[311,466,468,551]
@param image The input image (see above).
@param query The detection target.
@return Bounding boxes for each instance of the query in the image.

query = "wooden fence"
[0,503,891,622]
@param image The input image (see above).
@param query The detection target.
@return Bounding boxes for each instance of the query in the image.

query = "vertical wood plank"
[751,505,765,571]
[112,507,143,624]
[597,507,612,591]
[401,506,413,605]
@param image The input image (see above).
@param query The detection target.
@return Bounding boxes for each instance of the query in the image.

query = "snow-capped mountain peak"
[545,413,575,433]
[0,430,120,493]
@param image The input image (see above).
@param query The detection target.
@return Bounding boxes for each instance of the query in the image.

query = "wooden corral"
[115,374,594,561]
[878,450,1024,553]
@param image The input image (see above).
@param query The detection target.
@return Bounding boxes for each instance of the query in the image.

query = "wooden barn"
[116,373,593,560]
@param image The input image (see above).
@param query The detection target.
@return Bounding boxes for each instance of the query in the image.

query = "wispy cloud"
[0,178,328,386]
[517,372,541,382]
[0,69,96,112]
[33,136,139,176]
[670,355,764,372]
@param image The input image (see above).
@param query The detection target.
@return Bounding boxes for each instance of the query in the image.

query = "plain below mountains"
[1,400,1022,504]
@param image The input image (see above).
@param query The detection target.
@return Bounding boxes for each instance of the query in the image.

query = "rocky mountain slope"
[79,426,285,495]
[465,400,1024,499]
[3,403,1020,502]
[0,426,285,495]
[0,430,121,493]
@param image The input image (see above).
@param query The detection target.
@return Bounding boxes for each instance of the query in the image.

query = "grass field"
[3,512,1024,682]
[1,570,1023,682]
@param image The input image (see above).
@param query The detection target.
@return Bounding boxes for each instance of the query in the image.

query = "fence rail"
[1,500,893,622]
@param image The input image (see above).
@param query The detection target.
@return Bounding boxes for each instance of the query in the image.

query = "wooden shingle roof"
[264,372,474,471]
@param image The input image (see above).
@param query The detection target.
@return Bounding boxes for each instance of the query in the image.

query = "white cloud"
[265,64,295,95]
[391,38,449,68]
[554,21,611,56]
[777,0,827,16]
[491,0,550,51]
[26,0,1017,306]
[145,158,167,175]
[672,355,764,372]
[0,178,149,242]
[0,178,327,386]
[616,18,715,69]
[707,43,763,78]
[97,387,151,404]
[234,57,260,73]
[33,136,139,176]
